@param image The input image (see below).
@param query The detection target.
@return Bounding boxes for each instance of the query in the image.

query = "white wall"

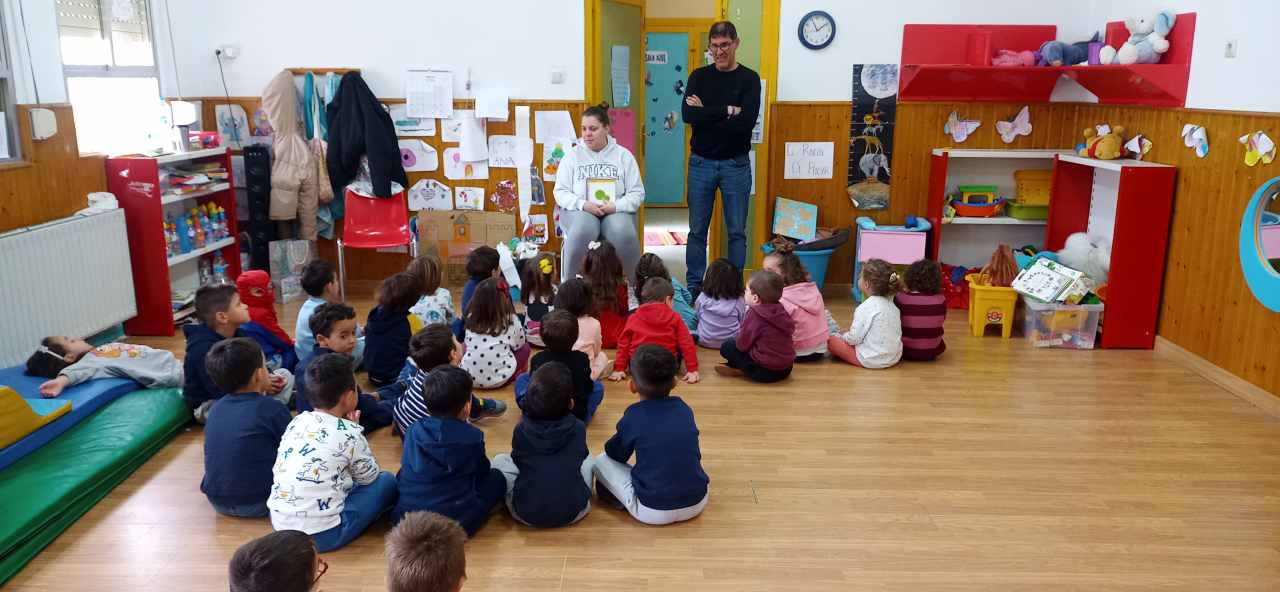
[4,0,67,103]
[158,0,584,100]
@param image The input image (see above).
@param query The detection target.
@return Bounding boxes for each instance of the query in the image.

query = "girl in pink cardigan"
[554,278,612,380]
[763,244,829,362]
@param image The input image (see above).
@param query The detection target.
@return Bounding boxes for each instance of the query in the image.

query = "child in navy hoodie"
[184,284,291,423]
[393,366,506,536]
[295,303,394,433]
[492,362,593,527]
[515,310,604,424]
[594,344,709,525]
[200,338,291,517]
[364,272,420,387]
[715,270,796,383]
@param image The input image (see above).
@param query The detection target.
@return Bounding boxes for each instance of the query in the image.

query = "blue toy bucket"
[761,244,837,289]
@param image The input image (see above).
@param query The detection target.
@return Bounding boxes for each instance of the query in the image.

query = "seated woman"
[555,103,646,282]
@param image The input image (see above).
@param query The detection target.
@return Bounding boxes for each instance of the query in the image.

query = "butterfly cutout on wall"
[1239,131,1276,167]
[1181,124,1209,158]
[1124,134,1152,160]
[996,106,1032,144]
[944,111,981,143]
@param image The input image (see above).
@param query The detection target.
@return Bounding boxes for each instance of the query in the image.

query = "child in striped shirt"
[894,260,947,361]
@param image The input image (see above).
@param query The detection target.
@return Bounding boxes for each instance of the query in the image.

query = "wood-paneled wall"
[766,99,1280,395]
[196,97,584,282]
[0,105,107,233]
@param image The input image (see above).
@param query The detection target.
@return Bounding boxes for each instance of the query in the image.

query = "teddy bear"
[1098,12,1176,65]
[1037,33,1100,67]
[1079,126,1126,160]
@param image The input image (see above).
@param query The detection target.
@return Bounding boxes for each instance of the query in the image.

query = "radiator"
[0,209,136,367]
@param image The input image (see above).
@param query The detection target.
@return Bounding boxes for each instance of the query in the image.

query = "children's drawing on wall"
[847,64,898,211]
[215,104,251,149]
[523,213,549,244]
[491,180,518,213]
[529,164,546,205]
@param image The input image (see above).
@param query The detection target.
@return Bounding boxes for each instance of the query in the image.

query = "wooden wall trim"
[1155,336,1280,414]
[0,104,107,233]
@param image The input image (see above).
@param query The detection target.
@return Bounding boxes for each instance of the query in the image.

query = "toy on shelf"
[1098,12,1176,65]
[992,49,1037,67]
[212,252,229,284]
[950,184,1005,217]
[1078,125,1127,160]
[1013,170,1052,205]
[1038,32,1101,66]
[176,216,193,254]
[1056,232,1112,284]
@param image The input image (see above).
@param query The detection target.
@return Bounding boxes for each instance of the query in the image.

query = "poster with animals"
[847,64,898,211]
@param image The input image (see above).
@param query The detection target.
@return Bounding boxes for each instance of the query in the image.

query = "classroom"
[1,0,1279,590]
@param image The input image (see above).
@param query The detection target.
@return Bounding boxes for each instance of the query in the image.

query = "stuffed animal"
[1057,232,1111,284]
[1099,12,1176,65]
[992,49,1038,67]
[1038,33,1100,67]
[1079,126,1126,160]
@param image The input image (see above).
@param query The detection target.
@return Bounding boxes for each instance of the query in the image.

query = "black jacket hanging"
[325,72,408,198]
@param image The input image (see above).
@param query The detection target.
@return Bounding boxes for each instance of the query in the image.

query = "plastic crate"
[1014,170,1052,205]
[1007,201,1049,220]
[1023,299,1104,349]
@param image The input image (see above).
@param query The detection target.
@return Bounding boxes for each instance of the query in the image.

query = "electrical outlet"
[1225,39,1237,59]
[551,68,565,84]
[217,45,240,60]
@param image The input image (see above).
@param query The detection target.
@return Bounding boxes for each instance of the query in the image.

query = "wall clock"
[798,10,835,50]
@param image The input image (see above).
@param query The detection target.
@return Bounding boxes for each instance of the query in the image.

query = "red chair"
[337,186,418,300]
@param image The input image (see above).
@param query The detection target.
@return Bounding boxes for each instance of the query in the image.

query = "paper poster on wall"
[783,142,834,179]
[523,214,549,245]
[611,45,631,107]
[749,150,756,195]
[406,69,453,119]
[751,80,766,144]
[389,104,435,137]
[408,179,452,211]
[535,111,577,144]
[474,84,510,121]
[443,148,489,180]
[441,110,471,143]
[490,180,518,213]
[454,186,485,210]
[399,139,439,172]
[542,138,575,181]
[608,108,637,154]
[458,112,488,161]
[487,135,534,168]
[529,164,546,205]
[847,64,898,211]
[215,104,250,149]
[517,165,534,219]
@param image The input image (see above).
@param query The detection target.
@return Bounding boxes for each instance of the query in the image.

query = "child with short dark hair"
[236,270,298,372]
[515,309,603,423]
[201,337,292,518]
[393,366,507,537]
[394,324,507,436]
[493,362,594,527]
[594,344,709,525]
[695,258,748,349]
[269,354,397,553]
[26,336,181,398]
[462,246,500,313]
[520,252,558,347]
[295,303,394,432]
[581,241,631,348]
[407,254,456,327]
[228,530,324,592]
[365,272,422,387]
[763,244,829,362]
[715,270,795,383]
[295,259,365,364]
[460,278,529,389]
[386,511,467,592]
[610,278,699,384]
[829,259,903,368]
[634,253,697,335]
[185,284,291,422]
[894,259,947,361]
[554,278,610,380]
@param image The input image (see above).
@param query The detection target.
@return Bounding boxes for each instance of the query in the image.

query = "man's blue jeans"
[685,153,752,292]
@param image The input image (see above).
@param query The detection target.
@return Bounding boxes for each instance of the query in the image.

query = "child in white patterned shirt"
[268,353,397,553]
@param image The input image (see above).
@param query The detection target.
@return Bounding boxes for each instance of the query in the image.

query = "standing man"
[682,20,761,298]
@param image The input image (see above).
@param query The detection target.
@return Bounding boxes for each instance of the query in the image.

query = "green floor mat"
[0,388,190,585]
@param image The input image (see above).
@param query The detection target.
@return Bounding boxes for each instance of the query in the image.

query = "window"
[58,0,164,155]
[0,7,20,161]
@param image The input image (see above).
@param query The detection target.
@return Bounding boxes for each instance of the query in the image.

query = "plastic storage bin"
[761,244,836,289]
[966,273,1019,339]
[1014,170,1052,205]
[1023,299,1104,349]
[1007,201,1049,220]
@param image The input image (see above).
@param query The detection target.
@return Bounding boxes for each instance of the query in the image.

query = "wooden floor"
[10,288,1280,591]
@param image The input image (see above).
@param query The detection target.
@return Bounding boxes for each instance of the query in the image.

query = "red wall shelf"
[899,14,1196,107]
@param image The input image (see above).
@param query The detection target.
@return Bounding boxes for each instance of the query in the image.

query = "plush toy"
[1099,12,1176,65]
[1038,33,1100,67]
[1079,126,1127,160]
[1057,232,1111,284]
[992,49,1038,67]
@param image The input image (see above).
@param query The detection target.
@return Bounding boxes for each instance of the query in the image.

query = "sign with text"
[783,142,834,179]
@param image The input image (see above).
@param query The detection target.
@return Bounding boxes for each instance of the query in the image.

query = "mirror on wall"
[1240,176,1280,311]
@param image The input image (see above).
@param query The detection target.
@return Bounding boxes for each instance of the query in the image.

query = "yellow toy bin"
[1023,299,1105,349]
[1014,169,1053,206]
[966,273,1019,339]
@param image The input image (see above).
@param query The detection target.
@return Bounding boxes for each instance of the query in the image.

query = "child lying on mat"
[25,336,183,398]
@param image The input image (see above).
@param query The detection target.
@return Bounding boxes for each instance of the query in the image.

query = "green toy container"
[1007,201,1049,220]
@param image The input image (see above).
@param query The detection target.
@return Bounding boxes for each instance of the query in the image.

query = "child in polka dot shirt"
[460,278,530,389]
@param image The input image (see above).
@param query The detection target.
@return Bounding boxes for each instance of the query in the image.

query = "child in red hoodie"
[715,270,795,383]
[235,270,298,372]
[609,277,700,384]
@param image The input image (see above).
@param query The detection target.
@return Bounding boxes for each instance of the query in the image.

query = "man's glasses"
[709,41,734,54]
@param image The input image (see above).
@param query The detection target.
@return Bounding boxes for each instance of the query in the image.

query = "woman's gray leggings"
[560,210,641,282]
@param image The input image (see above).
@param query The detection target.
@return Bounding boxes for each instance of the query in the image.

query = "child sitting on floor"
[295,303,394,432]
[610,278,699,384]
[494,362,594,528]
[895,259,947,361]
[452,246,502,340]
[394,366,507,537]
[694,258,747,349]
[764,243,829,362]
[365,272,421,387]
[269,354,397,553]
[715,270,795,383]
[184,284,291,422]
[554,278,611,380]
[828,259,903,369]
[295,260,364,364]
[594,344,709,525]
[460,278,529,389]
[228,530,326,592]
[520,252,558,347]
[393,324,507,436]
[201,338,292,518]
[235,270,298,372]
[385,511,467,592]
[634,253,697,335]
[26,337,182,398]
[516,310,604,424]
[581,241,630,348]
[407,254,455,327]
